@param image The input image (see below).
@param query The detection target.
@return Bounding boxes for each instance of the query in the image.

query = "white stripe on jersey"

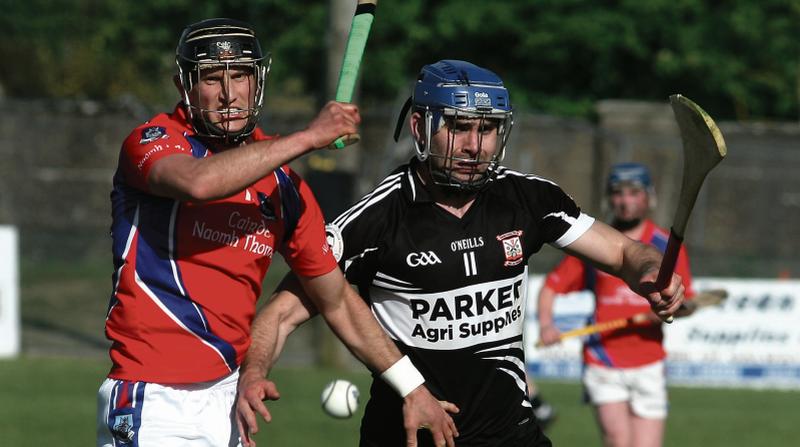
[475,339,522,354]
[372,279,423,292]
[132,382,141,407]
[343,247,379,274]
[109,379,120,409]
[167,200,208,331]
[107,204,140,320]
[550,212,595,248]
[375,271,415,285]
[369,269,529,350]
[473,329,531,406]
[478,340,528,399]
[498,367,532,408]
[406,168,417,201]
[133,271,232,372]
[372,271,422,291]
[332,171,404,230]
[493,166,558,186]
[168,200,187,298]
[484,353,526,374]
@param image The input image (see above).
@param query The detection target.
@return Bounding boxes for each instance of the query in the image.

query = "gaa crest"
[497,230,523,266]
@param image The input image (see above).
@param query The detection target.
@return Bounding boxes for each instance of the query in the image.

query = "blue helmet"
[606,162,652,192]
[394,60,514,190]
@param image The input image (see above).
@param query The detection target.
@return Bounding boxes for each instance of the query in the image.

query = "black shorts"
[360,419,551,447]
[359,383,552,447]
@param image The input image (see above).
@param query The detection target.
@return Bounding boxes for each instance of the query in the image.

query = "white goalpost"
[0,225,20,358]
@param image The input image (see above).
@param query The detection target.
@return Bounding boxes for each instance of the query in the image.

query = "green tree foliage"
[367,0,799,119]
[1,0,797,120]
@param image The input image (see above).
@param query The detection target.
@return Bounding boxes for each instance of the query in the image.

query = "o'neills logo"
[497,230,523,266]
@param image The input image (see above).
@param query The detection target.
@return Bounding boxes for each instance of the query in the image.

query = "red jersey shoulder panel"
[119,105,196,192]
[278,166,338,278]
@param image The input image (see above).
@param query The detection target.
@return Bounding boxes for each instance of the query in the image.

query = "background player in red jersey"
[237,60,686,447]
[97,18,452,447]
[537,162,695,447]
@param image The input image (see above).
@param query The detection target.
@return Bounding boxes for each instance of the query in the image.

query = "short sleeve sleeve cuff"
[551,212,595,248]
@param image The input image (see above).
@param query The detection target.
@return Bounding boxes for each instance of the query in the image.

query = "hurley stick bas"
[656,94,727,322]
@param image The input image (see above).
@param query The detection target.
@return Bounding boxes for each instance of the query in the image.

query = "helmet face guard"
[176,18,271,144]
[419,108,513,190]
[394,60,513,191]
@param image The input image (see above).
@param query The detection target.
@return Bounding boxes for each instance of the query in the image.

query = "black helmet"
[176,18,271,143]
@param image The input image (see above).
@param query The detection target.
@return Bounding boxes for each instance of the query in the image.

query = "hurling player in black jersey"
[236,60,686,447]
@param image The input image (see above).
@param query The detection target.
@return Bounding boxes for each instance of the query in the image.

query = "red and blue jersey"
[105,104,336,383]
[544,220,694,368]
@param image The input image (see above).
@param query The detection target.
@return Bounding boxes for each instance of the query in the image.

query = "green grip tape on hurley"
[329,5,374,150]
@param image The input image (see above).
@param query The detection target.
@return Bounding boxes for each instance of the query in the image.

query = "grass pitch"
[1,357,798,446]
[9,260,799,445]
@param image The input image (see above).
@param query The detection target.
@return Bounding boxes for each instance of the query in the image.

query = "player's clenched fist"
[305,101,361,149]
[639,269,685,322]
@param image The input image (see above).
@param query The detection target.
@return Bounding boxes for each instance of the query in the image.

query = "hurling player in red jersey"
[537,163,695,447]
[97,18,453,447]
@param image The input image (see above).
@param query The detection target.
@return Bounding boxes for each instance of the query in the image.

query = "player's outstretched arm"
[147,101,360,202]
[236,276,318,447]
[296,269,459,446]
[563,220,684,321]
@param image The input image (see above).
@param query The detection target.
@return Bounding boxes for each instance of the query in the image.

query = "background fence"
[2,96,797,277]
[1,96,798,363]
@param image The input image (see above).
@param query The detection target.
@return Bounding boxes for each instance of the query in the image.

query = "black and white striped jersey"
[326,159,594,446]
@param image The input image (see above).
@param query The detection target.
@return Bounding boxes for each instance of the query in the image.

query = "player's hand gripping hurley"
[656,95,727,322]
[328,0,377,150]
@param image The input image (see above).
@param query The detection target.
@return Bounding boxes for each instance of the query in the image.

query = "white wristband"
[380,355,425,398]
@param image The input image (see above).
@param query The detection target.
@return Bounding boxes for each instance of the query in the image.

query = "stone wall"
[1,97,798,277]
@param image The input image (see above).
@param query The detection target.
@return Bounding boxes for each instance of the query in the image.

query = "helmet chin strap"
[190,111,252,146]
[425,151,496,192]
[417,160,480,198]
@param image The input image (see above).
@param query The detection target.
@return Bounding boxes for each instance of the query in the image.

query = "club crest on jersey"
[325,223,344,262]
[111,414,135,443]
[257,191,277,221]
[139,126,168,144]
[497,230,524,266]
